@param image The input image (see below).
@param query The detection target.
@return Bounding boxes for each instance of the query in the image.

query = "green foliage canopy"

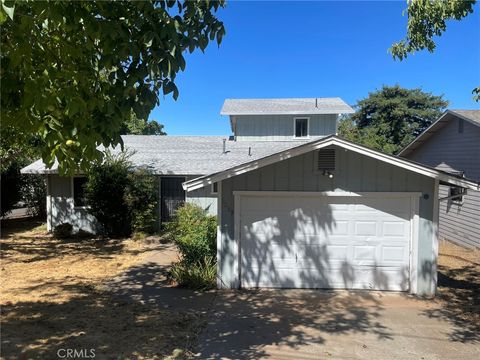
[338,85,448,154]
[390,0,478,100]
[1,0,225,174]
[120,111,167,135]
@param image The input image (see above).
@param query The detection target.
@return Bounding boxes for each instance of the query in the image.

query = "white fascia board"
[220,110,354,116]
[183,137,479,192]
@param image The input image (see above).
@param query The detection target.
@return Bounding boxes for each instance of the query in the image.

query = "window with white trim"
[294,118,309,138]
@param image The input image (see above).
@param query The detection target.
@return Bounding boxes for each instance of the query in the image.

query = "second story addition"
[221,97,354,141]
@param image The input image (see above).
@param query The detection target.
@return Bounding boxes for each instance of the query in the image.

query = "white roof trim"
[183,136,480,192]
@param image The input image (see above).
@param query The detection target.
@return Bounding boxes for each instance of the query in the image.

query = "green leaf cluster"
[120,111,167,135]
[390,0,477,101]
[338,85,448,154]
[167,203,217,265]
[1,1,225,175]
[84,150,158,238]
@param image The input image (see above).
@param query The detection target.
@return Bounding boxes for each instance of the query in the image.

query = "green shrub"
[125,168,158,234]
[168,203,217,265]
[21,174,46,218]
[53,223,73,239]
[84,151,158,238]
[1,161,22,217]
[170,256,216,290]
[84,151,132,238]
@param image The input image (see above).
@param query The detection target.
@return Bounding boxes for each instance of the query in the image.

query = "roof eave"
[183,136,479,192]
[220,109,354,116]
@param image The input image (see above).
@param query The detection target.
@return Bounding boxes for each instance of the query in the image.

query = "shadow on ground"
[0,217,157,264]
[1,261,213,360]
[194,290,396,359]
[422,261,480,344]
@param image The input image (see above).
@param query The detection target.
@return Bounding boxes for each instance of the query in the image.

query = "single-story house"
[22,98,479,296]
[399,110,480,249]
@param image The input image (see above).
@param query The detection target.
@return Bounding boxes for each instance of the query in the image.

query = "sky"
[149,0,480,136]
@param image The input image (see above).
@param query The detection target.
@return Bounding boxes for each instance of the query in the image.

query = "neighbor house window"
[458,119,464,133]
[212,182,218,194]
[449,186,464,204]
[294,118,309,138]
[73,177,87,207]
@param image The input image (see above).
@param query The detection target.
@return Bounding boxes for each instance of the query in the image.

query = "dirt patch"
[0,218,201,359]
[432,241,480,342]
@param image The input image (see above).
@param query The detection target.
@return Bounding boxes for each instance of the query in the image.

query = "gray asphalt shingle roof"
[21,135,311,175]
[220,97,354,115]
[449,109,480,125]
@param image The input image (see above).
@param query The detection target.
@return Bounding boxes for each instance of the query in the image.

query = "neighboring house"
[399,110,480,249]
[22,98,478,296]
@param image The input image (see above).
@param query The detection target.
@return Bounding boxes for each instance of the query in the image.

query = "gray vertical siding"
[48,175,99,234]
[219,146,436,295]
[405,118,480,248]
[235,114,337,141]
[185,175,218,216]
[47,174,217,234]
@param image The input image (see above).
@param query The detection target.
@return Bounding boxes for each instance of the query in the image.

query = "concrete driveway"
[195,290,479,360]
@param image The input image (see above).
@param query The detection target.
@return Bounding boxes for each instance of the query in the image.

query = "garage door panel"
[240,194,412,291]
[242,266,409,291]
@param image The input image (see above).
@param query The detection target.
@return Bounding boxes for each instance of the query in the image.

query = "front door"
[160,177,186,223]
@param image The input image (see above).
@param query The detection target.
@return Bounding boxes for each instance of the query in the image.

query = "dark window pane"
[73,177,87,207]
[212,182,218,193]
[449,186,463,204]
[295,118,308,137]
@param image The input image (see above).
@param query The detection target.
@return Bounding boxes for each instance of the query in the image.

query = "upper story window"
[294,117,309,138]
[73,177,87,207]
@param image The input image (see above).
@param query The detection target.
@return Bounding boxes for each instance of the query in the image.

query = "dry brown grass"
[0,218,202,360]
[435,240,480,342]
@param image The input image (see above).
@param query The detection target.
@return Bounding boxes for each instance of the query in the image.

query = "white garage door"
[239,194,412,291]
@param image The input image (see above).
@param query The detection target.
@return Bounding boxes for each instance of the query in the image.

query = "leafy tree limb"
[1,1,225,174]
[390,0,477,100]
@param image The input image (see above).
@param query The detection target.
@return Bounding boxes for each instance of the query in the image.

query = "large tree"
[390,0,478,100]
[120,112,166,135]
[338,85,448,154]
[0,1,225,174]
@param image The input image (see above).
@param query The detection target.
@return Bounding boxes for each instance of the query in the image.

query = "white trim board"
[183,136,479,192]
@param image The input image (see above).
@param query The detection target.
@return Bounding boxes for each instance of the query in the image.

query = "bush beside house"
[168,203,217,290]
[83,151,158,238]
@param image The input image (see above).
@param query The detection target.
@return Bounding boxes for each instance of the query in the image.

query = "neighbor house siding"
[234,114,337,141]
[218,146,436,295]
[405,118,480,249]
[407,119,480,179]
[438,186,480,249]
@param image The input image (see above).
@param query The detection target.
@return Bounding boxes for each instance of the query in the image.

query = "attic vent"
[317,149,335,171]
